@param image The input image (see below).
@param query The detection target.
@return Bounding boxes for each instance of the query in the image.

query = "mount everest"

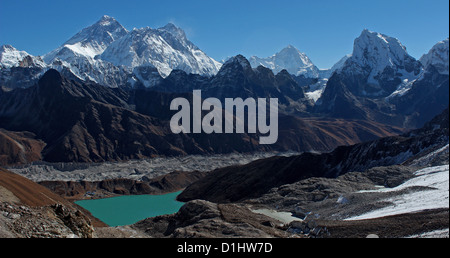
[1,15,222,89]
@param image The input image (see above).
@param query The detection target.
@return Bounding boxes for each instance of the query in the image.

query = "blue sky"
[0,0,448,69]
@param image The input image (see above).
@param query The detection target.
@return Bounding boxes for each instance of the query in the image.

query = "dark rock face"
[0,66,45,90]
[153,56,307,112]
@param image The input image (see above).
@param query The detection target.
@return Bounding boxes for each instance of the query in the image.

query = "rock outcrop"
[131,200,290,238]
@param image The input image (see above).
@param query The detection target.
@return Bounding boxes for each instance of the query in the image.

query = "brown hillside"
[0,129,45,166]
[0,167,70,207]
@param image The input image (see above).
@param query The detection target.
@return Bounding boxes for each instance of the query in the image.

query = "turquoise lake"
[75,191,184,227]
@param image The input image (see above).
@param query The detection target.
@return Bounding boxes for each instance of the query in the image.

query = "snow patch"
[346,165,449,221]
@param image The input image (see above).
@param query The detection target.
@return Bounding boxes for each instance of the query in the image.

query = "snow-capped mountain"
[100,23,222,78]
[386,38,449,127]
[249,45,320,78]
[44,15,128,62]
[388,38,449,99]
[0,45,47,89]
[329,54,352,74]
[336,29,422,98]
[348,29,421,77]
[420,38,449,75]
[1,16,223,89]
[315,32,448,128]
[41,16,222,87]
[41,15,130,88]
[0,45,45,68]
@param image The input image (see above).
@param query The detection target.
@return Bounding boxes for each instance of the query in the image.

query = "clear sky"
[0,0,448,69]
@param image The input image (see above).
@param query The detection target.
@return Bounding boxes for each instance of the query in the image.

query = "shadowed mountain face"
[0,70,266,162]
[178,108,449,203]
[153,55,308,112]
[0,69,404,163]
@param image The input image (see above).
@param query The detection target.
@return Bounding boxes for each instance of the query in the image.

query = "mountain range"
[0,68,402,163]
[0,16,448,163]
[1,16,222,90]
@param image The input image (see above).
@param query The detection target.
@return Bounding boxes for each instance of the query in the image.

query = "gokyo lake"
[75,191,184,227]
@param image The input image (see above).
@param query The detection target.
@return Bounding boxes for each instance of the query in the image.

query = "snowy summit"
[249,45,320,78]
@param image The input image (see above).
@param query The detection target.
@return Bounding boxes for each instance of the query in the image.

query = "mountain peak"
[420,38,449,75]
[1,45,16,51]
[353,30,409,65]
[97,15,118,26]
[277,45,304,56]
[249,45,319,78]
[223,55,251,69]
[100,23,221,78]
[162,22,180,31]
[284,44,297,50]
[216,55,252,77]
[38,69,63,89]
[159,23,187,40]
[344,29,421,86]
[44,15,128,64]
[326,30,423,99]
[62,15,128,50]
[0,45,33,68]
[100,14,112,20]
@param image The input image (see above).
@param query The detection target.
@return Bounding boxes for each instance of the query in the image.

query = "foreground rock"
[0,202,94,238]
[128,200,291,238]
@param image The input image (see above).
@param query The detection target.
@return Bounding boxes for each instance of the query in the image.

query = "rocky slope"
[178,108,449,203]
[0,167,99,237]
[128,200,291,238]
[0,129,46,166]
